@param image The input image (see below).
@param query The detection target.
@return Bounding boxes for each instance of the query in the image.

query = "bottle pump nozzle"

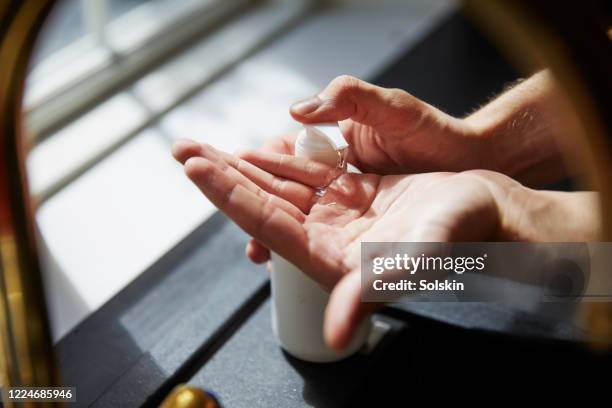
[295,123,348,167]
[304,123,348,150]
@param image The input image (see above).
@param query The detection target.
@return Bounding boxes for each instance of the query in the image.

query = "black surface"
[189,301,408,408]
[55,213,268,407]
[371,11,521,117]
[354,306,612,405]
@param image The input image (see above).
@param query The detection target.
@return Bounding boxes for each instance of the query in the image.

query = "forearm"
[465,70,582,188]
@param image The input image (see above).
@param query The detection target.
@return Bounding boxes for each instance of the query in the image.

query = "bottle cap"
[303,123,348,151]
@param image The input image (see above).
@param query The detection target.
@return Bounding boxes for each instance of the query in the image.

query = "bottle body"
[270,127,370,362]
[271,253,370,362]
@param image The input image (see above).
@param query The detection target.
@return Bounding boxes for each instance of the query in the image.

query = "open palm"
[172,139,512,349]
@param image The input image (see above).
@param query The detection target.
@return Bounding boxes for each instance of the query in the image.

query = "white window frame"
[26,0,258,141]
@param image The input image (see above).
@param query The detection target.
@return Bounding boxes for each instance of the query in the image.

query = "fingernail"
[290,96,322,116]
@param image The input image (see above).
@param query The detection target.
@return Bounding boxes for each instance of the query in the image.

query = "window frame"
[25,0,257,142]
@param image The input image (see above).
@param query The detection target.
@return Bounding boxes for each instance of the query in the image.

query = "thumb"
[290,75,405,127]
[323,269,381,352]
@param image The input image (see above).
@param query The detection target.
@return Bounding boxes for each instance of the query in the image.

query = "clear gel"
[314,147,349,199]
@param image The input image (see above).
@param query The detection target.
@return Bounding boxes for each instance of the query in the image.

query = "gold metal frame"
[0,0,610,405]
[0,2,58,405]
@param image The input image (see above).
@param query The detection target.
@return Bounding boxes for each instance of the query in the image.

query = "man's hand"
[172,140,529,351]
[288,75,485,175]
[271,73,577,187]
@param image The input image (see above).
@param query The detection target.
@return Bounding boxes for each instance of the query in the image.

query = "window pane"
[32,0,159,67]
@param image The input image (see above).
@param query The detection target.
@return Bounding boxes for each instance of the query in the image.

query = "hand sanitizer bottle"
[270,123,371,362]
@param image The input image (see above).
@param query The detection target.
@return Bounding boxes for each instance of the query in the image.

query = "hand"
[262,72,575,186]
[288,75,485,175]
[172,139,524,351]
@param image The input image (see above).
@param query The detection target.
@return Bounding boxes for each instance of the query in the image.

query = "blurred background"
[25,0,454,341]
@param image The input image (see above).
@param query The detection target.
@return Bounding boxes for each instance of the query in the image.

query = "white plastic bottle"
[270,123,371,363]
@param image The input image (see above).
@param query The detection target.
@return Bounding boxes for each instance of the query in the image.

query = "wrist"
[494,181,602,241]
[463,110,516,175]
[432,114,493,172]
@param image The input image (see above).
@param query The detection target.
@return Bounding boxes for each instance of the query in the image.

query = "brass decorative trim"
[0,1,59,407]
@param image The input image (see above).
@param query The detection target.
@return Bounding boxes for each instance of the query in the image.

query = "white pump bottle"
[270,123,371,362]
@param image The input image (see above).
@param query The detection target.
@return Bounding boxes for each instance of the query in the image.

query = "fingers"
[324,270,381,352]
[246,239,270,264]
[237,149,339,189]
[184,156,309,269]
[289,75,416,127]
[226,152,317,214]
[175,139,309,268]
[172,138,202,164]
[174,139,312,217]
[242,134,296,266]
